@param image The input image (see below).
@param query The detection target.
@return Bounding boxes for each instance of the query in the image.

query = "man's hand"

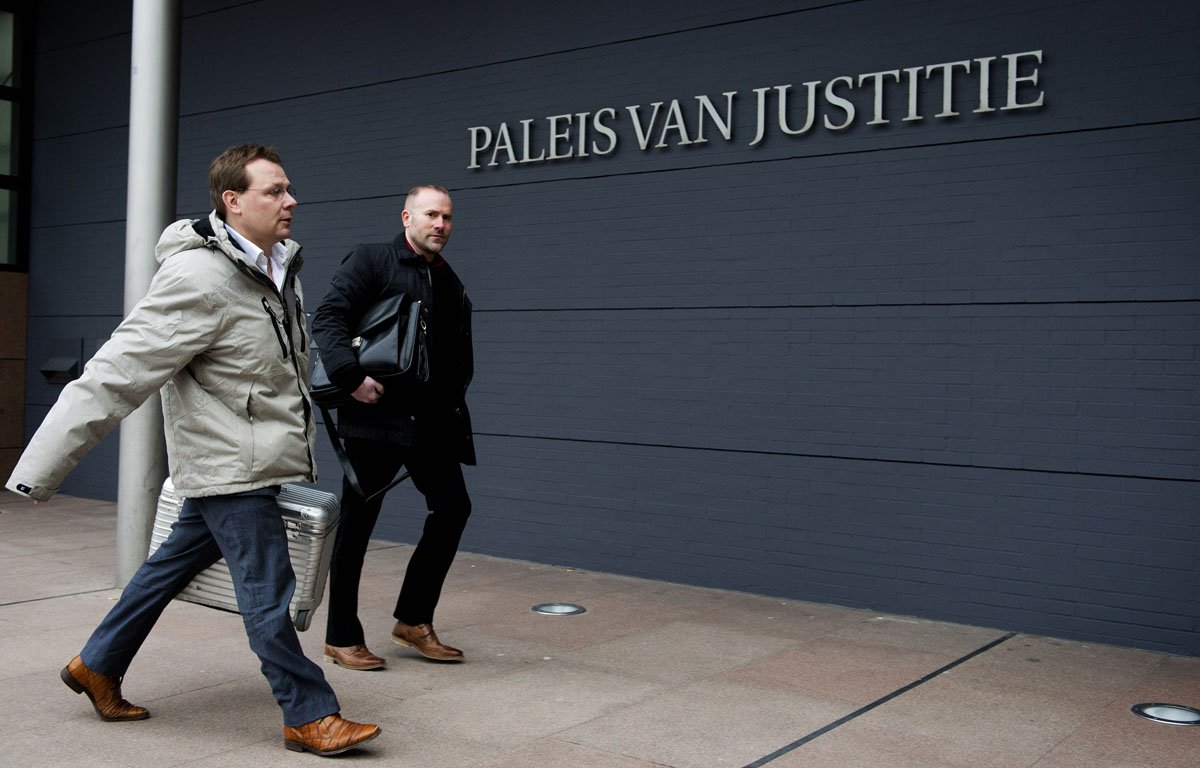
[352,376,385,404]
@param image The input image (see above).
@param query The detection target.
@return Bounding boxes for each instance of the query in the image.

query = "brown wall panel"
[0,272,28,482]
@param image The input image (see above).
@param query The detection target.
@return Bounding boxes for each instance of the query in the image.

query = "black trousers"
[324,437,471,647]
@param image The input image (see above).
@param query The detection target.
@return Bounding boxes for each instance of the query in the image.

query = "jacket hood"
[155,211,221,265]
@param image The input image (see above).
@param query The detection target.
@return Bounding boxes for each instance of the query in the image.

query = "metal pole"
[115,0,180,586]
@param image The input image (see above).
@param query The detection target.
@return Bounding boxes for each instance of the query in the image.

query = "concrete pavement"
[2,492,1197,767]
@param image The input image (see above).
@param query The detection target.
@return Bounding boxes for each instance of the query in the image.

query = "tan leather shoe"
[391,621,464,661]
[284,714,381,756]
[323,644,386,671]
[60,655,149,722]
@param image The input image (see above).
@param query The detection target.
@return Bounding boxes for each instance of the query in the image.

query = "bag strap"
[318,404,410,503]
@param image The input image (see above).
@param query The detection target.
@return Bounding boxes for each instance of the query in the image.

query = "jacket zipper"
[217,236,318,481]
[261,297,289,357]
[280,258,317,481]
[294,294,308,353]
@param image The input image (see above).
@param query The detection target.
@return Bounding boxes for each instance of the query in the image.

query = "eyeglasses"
[238,185,297,200]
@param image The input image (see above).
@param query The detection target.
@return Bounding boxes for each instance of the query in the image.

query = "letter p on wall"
[467,126,493,169]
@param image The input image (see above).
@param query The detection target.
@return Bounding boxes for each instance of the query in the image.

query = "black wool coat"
[311,233,475,465]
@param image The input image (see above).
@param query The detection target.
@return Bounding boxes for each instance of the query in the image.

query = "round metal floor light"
[531,603,586,616]
[1131,703,1200,725]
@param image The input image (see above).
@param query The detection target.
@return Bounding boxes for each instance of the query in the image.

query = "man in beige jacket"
[6,144,379,757]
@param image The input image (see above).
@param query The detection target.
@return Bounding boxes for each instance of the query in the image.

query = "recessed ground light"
[1131,703,1200,725]
[531,603,586,616]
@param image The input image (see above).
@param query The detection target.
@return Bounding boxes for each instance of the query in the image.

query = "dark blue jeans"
[80,487,339,727]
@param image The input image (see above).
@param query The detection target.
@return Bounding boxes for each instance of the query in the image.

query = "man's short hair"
[210,144,283,219]
[404,185,451,208]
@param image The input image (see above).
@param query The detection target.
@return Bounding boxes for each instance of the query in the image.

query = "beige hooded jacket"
[6,211,317,501]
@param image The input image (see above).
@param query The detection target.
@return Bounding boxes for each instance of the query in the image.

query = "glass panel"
[0,12,12,88]
[0,188,11,266]
[0,10,17,268]
[0,100,11,175]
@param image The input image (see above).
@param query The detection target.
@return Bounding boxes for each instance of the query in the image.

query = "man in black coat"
[312,185,475,670]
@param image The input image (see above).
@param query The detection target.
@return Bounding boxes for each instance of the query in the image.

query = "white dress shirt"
[225,224,287,294]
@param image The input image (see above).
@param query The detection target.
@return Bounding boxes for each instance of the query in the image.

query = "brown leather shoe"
[391,621,463,661]
[323,644,386,671]
[284,714,381,756]
[60,655,149,722]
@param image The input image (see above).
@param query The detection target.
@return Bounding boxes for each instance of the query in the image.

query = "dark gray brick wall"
[22,0,1199,655]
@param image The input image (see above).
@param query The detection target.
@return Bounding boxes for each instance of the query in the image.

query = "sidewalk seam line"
[0,588,115,608]
[741,631,1018,768]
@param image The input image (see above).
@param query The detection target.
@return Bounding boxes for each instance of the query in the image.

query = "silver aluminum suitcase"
[149,478,340,631]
